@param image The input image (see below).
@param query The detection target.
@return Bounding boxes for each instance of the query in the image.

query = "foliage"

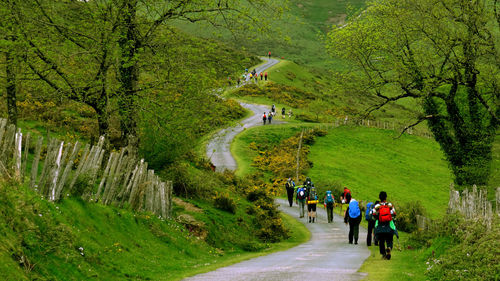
[327,0,499,187]
[213,192,237,214]
[251,129,325,178]
[394,201,427,233]
[406,213,500,281]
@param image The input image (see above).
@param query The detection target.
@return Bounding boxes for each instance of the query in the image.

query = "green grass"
[359,233,428,280]
[307,126,453,218]
[0,180,309,280]
[174,0,367,69]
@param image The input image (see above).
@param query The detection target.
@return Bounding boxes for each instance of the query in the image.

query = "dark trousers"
[286,188,294,207]
[326,203,334,223]
[377,232,394,255]
[348,216,361,244]
[307,204,316,212]
[367,220,375,246]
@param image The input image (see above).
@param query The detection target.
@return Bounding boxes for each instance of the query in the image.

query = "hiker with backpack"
[343,193,361,244]
[268,112,273,124]
[271,104,276,114]
[307,185,318,223]
[296,185,307,218]
[268,51,271,59]
[264,72,268,81]
[324,191,335,223]
[282,107,286,118]
[341,187,351,204]
[285,178,295,207]
[366,200,379,246]
[373,191,397,260]
[262,112,267,125]
[260,72,263,80]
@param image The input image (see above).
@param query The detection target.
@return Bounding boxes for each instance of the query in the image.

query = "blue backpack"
[325,191,334,204]
[297,187,306,200]
[365,202,374,220]
[348,200,361,218]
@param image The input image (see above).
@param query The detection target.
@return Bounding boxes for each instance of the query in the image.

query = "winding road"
[206,58,280,172]
[195,58,370,280]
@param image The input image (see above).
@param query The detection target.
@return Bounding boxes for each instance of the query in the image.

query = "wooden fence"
[0,118,172,219]
[417,184,499,231]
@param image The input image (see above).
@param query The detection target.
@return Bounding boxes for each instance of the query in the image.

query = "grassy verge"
[359,233,427,280]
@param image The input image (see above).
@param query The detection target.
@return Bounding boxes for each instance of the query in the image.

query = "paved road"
[206,57,280,172]
[185,199,370,281]
[200,57,370,280]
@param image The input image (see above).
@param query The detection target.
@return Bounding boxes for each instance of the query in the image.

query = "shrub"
[213,192,236,214]
[394,200,427,233]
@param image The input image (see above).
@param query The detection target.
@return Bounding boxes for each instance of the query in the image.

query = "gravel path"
[184,199,370,281]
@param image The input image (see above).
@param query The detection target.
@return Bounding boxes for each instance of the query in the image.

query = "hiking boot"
[354,241,358,245]
[309,218,311,223]
[312,218,315,223]
[386,248,391,260]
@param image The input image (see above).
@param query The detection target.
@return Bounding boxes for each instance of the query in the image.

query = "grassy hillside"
[0,179,309,280]
[232,124,453,218]
[307,126,452,218]
[175,0,366,69]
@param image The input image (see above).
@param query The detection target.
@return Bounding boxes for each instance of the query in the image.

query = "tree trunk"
[5,50,18,127]
[117,0,139,147]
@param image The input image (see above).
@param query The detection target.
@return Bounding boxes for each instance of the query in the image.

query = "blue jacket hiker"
[324,191,335,223]
[343,192,361,244]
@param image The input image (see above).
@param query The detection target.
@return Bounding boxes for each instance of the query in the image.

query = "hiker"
[264,72,268,81]
[296,185,307,218]
[344,192,361,244]
[303,177,313,194]
[307,185,318,223]
[262,112,267,125]
[285,178,295,207]
[366,200,378,246]
[268,112,273,124]
[249,73,253,81]
[268,51,271,59]
[254,74,258,83]
[282,107,286,118]
[288,109,293,119]
[341,187,351,203]
[324,190,335,223]
[260,72,263,80]
[245,68,248,73]
[373,191,397,260]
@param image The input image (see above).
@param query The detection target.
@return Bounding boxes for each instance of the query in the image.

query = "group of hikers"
[285,178,398,260]
[241,68,268,85]
[263,104,293,125]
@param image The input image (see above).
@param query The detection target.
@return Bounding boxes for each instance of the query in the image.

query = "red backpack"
[379,204,392,223]
[343,188,351,199]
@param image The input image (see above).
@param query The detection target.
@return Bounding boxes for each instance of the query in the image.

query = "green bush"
[213,193,237,214]
[394,200,427,233]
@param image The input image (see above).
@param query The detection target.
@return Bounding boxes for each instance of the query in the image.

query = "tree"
[0,0,19,126]
[327,0,499,187]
